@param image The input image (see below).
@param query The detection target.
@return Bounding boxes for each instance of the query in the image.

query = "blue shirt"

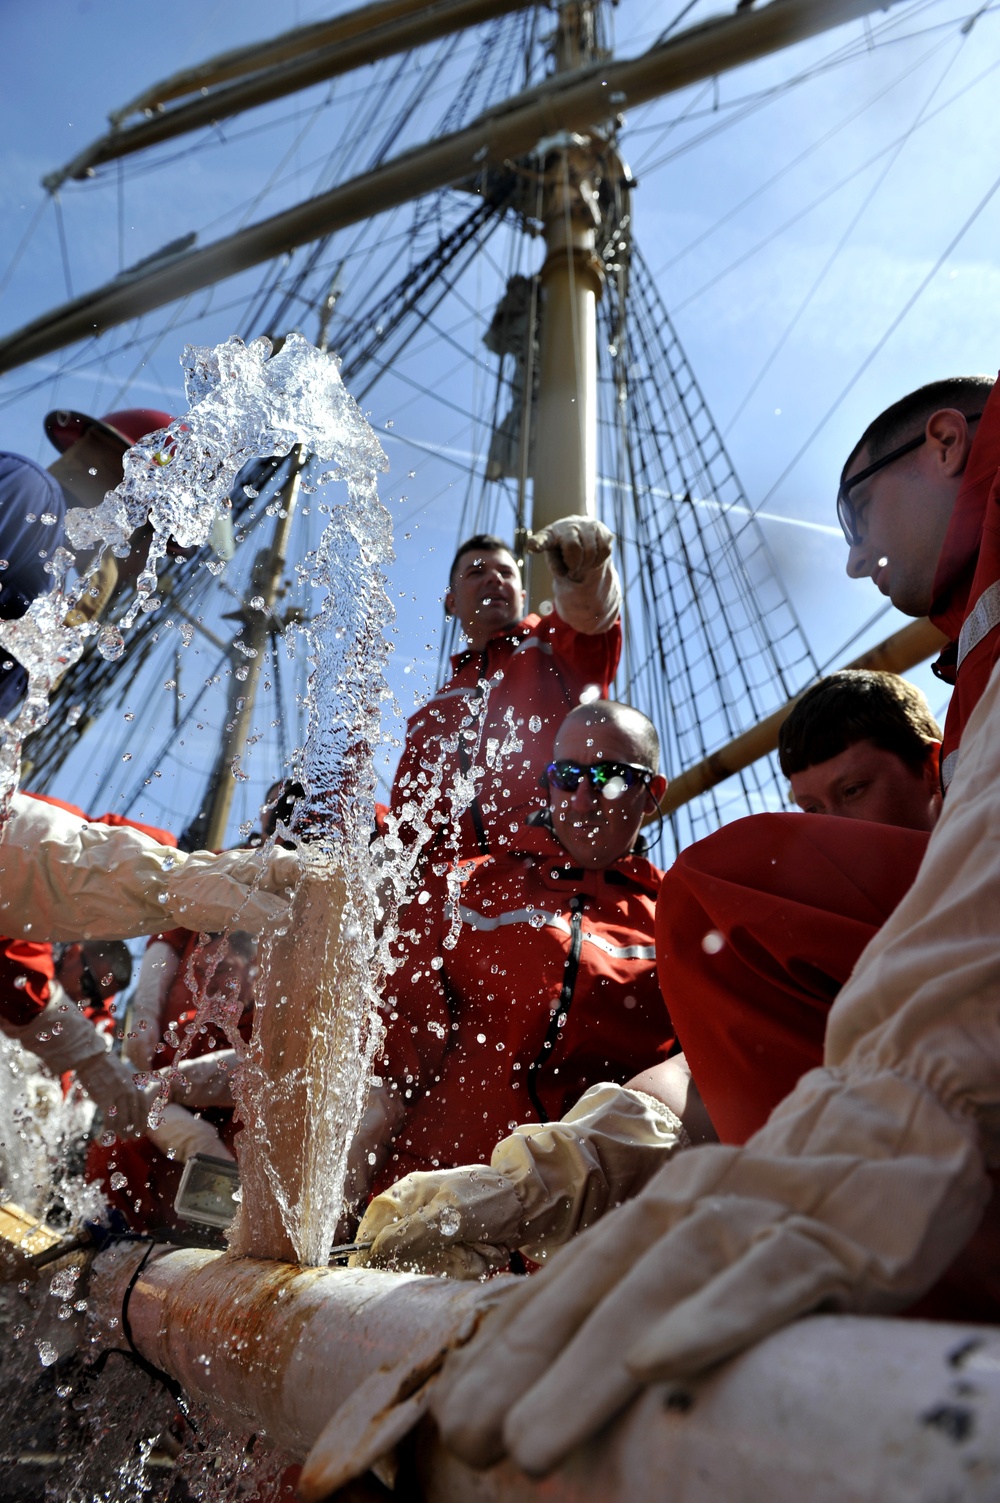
[0,453,69,718]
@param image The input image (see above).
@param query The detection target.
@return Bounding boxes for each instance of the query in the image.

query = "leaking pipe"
[87,1242,1000,1502]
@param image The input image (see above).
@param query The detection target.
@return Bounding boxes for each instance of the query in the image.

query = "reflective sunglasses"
[545,759,654,794]
[837,413,982,547]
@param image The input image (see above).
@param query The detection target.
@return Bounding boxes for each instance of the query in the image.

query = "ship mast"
[527,0,604,607]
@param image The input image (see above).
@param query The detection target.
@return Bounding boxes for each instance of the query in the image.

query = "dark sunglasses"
[545,759,654,794]
[837,412,982,546]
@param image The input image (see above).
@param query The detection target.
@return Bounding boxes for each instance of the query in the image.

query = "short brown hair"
[448,533,516,587]
[841,375,994,483]
[778,670,941,777]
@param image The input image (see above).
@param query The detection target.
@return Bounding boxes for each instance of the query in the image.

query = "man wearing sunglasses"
[387,519,622,866]
[354,700,680,1224]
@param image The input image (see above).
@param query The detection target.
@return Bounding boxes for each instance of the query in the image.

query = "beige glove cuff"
[2,988,111,1074]
[494,1082,688,1257]
[551,561,621,636]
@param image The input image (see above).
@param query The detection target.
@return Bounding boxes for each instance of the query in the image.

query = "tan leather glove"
[2,989,147,1136]
[0,793,298,941]
[527,516,621,633]
[432,658,1000,1477]
[354,1084,687,1278]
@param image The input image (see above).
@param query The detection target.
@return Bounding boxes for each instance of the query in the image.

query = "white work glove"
[163,1049,237,1109]
[527,516,620,633]
[432,657,1000,1476]
[1,988,147,1136]
[124,940,179,1068]
[354,1084,688,1279]
[0,793,298,941]
[146,1101,235,1164]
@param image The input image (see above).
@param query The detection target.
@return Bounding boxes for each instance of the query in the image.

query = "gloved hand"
[146,1101,235,1164]
[354,1084,687,1278]
[431,658,1000,1474]
[527,517,620,633]
[2,989,147,1135]
[0,792,299,941]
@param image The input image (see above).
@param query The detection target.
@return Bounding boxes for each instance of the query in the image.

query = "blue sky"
[1,0,998,842]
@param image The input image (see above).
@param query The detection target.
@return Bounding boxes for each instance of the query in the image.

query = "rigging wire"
[757,161,1000,513]
[668,44,1000,315]
[723,27,969,433]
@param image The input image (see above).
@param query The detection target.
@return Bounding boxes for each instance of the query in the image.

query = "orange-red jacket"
[377,816,673,1186]
[389,611,621,859]
[929,371,1000,787]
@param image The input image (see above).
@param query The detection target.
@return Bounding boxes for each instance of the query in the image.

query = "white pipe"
[87,1243,1000,1501]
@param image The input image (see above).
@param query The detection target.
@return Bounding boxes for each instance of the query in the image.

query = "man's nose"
[845,541,868,580]
[570,777,598,809]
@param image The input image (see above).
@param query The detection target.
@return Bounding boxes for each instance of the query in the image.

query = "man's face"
[789,738,941,831]
[446,548,524,648]
[843,413,971,616]
[549,716,665,870]
[48,428,127,509]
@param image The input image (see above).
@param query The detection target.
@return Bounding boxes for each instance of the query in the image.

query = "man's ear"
[924,741,943,796]
[444,589,455,618]
[646,774,667,811]
[925,409,976,477]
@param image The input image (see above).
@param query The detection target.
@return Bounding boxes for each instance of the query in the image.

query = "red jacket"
[0,794,175,1027]
[377,816,673,1185]
[929,372,1000,787]
[389,611,621,859]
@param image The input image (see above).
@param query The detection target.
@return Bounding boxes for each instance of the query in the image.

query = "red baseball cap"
[44,407,174,454]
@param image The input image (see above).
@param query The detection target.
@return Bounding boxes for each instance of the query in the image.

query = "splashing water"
[0,332,384,813]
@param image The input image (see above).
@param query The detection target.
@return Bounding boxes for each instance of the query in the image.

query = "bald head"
[555,699,660,773]
[549,700,665,870]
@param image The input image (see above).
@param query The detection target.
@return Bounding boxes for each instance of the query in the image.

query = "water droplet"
[438,1206,461,1238]
[98,626,125,661]
[528,715,542,733]
[701,930,725,955]
[579,684,601,704]
[476,1032,487,1044]
[35,1340,58,1367]
[110,1172,128,1190]
[250,595,266,611]
[39,512,58,526]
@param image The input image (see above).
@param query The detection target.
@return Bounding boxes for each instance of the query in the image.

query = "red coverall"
[376,817,674,1188]
[88,926,251,1230]
[389,612,621,859]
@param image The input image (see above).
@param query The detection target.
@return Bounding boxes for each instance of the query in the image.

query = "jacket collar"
[929,374,1000,661]
[514,809,662,893]
[450,614,539,672]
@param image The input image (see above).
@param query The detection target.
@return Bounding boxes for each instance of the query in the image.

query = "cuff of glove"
[552,564,622,635]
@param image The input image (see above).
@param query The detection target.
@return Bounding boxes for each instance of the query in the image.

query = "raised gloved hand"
[431,658,1000,1474]
[2,989,147,1135]
[526,517,620,633]
[0,792,299,941]
[354,1083,687,1278]
[145,1101,235,1164]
